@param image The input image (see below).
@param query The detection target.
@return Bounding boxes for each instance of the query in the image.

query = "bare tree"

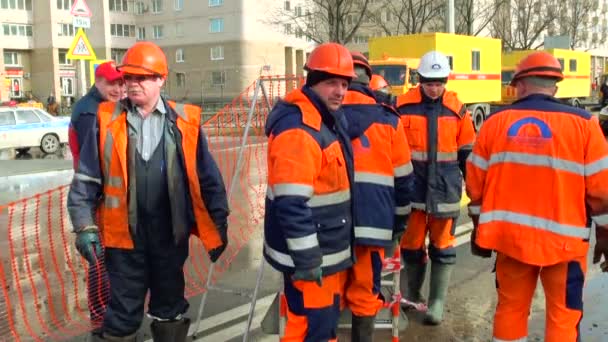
[266,0,371,44]
[367,0,444,36]
[551,0,603,49]
[454,0,509,36]
[490,0,560,50]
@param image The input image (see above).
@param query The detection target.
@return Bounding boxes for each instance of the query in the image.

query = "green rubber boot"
[402,262,427,304]
[423,263,454,325]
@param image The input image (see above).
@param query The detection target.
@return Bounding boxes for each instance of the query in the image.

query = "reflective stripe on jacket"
[466,94,608,265]
[343,85,413,246]
[397,86,475,218]
[264,86,354,276]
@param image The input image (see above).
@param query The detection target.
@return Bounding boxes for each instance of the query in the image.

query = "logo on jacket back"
[507,117,552,146]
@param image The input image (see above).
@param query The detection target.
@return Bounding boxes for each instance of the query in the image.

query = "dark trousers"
[102,219,190,337]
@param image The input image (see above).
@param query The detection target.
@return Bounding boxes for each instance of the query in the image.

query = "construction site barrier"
[0,75,304,341]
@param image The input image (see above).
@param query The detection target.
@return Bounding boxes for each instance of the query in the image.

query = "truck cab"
[369,57,420,96]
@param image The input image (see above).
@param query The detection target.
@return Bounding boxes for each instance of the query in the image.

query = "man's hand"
[593,227,608,272]
[470,227,492,258]
[75,225,103,264]
[208,224,228,263]
[292,266,323,287]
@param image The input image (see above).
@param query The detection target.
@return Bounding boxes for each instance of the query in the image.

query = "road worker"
[466,51,608,342]
[68,41,229,342]
[263,42,355,342]
[369,74,395,107]
[70,61,125,169]
[68,61,124,330]
[341,52,413,341]
[396,50,476,325]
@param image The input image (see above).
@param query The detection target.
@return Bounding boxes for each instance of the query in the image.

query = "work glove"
[470,215,492,258]
[208,224,228,263]
[593,227,608,272]
[292,266,323,287]
[75,225,103,264]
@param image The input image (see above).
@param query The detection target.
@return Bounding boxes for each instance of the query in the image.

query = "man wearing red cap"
[69,61,124,169]
[68,60,124,332]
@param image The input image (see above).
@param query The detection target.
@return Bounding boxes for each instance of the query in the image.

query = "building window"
[135,1,145,14]
[175,22,184,37]
[209,18,224,33]
[284,23,292,35]
[111,49,127,63]
[295,6,302,16]
[111,24,136,38]
[209,0,223,6]
[61,77,74,96]
[174,0,183,10]
[56,0,70,10]
[211,71,225,85]
[210,46,224,61]
[58,23,75,37]
[137,27,146,40]
[3,51,20,66]
[386,10,391,21]
[176,48,185,63]
[557,58,565,71]
[471,50,481,71]
[1,0,32,10]
[295,28,303,39]
[354,35,368,44]
[2,23,33,36]
[153,25,164,39]
[58,49,70,65]
[152,0,162,13]
[176,73,186,87]
[109,0,128,12]
[284,1,290,11]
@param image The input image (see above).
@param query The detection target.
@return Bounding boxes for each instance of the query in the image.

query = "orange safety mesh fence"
[0,75,304,341]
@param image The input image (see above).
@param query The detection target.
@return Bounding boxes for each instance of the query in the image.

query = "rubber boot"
[351,314,375,342]
[423,263,454,325]
[402,262,427,303]
[151,317,191,342]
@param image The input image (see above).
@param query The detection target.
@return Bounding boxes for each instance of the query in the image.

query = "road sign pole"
[80,59,87,97]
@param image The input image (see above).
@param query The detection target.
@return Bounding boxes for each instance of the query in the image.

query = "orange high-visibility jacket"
[397,86,475,218]
[264,86,355,276]
[342,84,413,246]
[466,94,608,266]
[68,100,227,252]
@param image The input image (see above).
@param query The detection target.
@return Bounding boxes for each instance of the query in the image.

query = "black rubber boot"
[403,262,427,303]
[351,314,375,342]
[150,317,191,342]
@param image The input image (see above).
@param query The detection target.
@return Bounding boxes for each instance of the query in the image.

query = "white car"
[0,107,70,154]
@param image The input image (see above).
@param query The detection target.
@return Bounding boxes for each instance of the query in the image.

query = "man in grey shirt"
[68,41,229,342]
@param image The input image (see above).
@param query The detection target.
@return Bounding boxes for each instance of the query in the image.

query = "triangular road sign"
[67,28,97,60]
[70,0,92,17]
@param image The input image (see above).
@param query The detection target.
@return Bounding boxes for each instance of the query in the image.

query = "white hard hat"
[418,51,451,79]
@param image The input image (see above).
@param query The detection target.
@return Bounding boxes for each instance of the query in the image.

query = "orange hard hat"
[305,43,356,79]
[511,51,563,86]
[118,42,168,77]
[351,51,372,79]
[369,74,389,91]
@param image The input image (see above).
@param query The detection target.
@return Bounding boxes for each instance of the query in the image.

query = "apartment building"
[0,0,312,106]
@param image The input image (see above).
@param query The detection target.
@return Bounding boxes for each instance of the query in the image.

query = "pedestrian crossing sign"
[66,28,96,60]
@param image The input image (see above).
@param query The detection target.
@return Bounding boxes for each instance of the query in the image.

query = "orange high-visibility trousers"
[400,210,456,264]
[282,270,347,342]
[493,253,586,342]
[345,245,385,316]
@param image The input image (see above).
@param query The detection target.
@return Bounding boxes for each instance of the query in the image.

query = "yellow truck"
[368,32,502,131]
[500,49,591,107]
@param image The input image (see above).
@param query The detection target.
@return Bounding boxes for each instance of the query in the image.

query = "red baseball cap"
[95,61,123,82]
